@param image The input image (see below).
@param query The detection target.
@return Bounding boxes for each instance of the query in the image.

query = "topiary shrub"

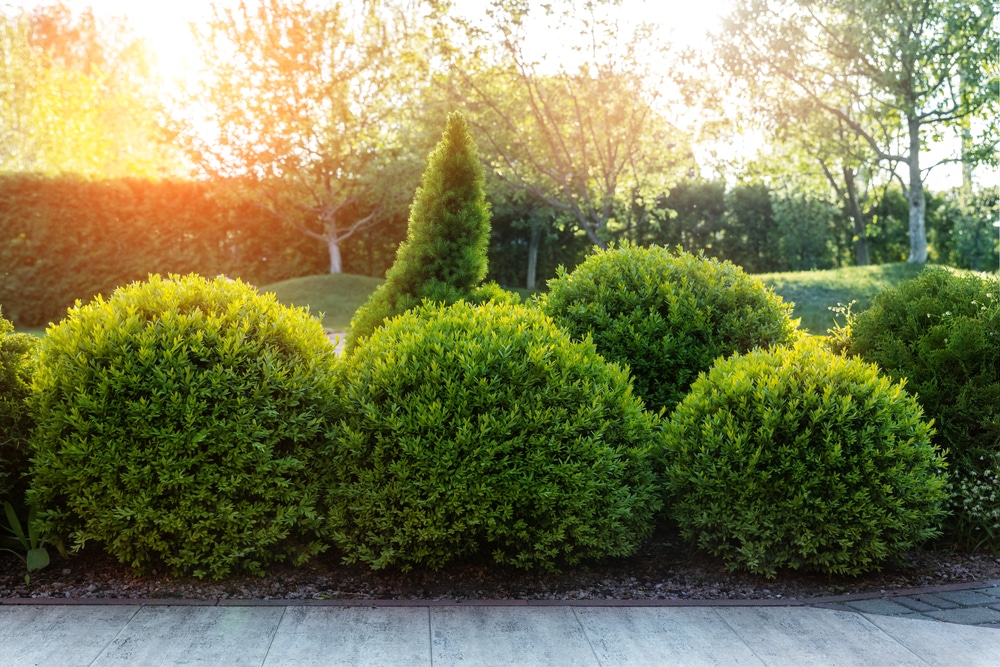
[347,111,493,351]
[662,340,948,578]
[0,307,38,504]
[841,268,999,550]
[28,274,340,579]
[540,244,799,414]
[323,299,661,572]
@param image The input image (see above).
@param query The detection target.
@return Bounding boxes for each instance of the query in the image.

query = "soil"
[3,528,998,603]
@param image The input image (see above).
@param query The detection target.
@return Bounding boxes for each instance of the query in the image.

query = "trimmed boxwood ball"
[540,244,798,414]
[0,307,38,504]
[28,274,339,579]
[324,299,662,572]
[663,340,948,578]
[840,268,999,549]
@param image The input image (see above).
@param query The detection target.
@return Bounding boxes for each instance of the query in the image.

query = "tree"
[184,0,430,274]
[0,2,175,176]
[448,0,690,256]
[716,0,999,264]
[346,112,492,351]
[643,179,727,253]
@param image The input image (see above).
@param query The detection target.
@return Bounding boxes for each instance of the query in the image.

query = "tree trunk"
[328,237,343,274]
[906,115,928,264]
[526,222,541,291]
[842,166,869,266]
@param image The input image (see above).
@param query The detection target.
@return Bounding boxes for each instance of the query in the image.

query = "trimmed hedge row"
[2,255,985,581]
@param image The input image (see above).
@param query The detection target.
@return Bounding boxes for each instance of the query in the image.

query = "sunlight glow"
[35,1,732,86]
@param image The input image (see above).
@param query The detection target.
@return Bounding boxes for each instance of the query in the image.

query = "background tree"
[0,2,176,176]
[715,0,999,264]
[447,0,690,260]
[183,0,432,274]
[347,112,492,351]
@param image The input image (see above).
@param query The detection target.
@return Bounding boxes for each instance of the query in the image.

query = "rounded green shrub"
[0,307,38,504]
[540,244,798,414]
[28,274,339,578]
[842,269,999,549]
[324,299,661,572]
[663,340,948,577]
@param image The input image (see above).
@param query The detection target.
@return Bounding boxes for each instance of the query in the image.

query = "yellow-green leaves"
[542,244,798,415]
[662,340,948,578]
[28,274,339,579]
[323,299,662,573]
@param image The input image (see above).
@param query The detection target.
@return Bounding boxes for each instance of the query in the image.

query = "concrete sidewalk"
[1,599,999,666]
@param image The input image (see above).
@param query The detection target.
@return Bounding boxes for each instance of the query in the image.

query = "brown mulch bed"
[3,528,998,602]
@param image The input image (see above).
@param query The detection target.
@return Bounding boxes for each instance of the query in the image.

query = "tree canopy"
[181,0,435,274]
[715,0,999,264]
[447,0,691,253]
[0,2,177,177]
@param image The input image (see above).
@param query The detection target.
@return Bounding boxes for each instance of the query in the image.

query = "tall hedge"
[346,112,492,351]
[0,174,326,327]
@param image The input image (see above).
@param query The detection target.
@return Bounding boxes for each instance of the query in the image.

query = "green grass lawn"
[260,273,384,331]
[758,263,927,335]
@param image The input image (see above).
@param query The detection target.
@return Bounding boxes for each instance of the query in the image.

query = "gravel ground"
[3,527,998,602]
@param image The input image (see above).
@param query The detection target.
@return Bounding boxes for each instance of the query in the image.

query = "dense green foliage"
[28,274,339,578]
[541,245,798,413]
[842,269,1000,549]
[0,174,327,328]
[346,112,492,351]
[663,341,949,577]
[0,308,38,504]
[324,299,661,572]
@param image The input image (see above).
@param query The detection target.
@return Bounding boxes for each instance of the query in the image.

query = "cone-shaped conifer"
[346,111,491,351]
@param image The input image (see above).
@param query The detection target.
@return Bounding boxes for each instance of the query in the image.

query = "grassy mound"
[261,274,383,331]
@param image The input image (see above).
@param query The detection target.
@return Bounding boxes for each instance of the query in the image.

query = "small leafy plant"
[1,502,57,584]
[945,456,1000,551]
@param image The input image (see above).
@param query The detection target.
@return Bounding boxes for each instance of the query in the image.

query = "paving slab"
[910,593,961,609]
[263,606,431,666]
[978,586,1000,599]
[932,590,1000,607]
[714,607,924,666]
[863,614,1000,666]
[891,597,941,613]
[430,606,599,666]
[90,605,284,666]
[841,598,920,616]
[0,605,136,667]
[573,606,764,666]
[924,606,1000,626]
